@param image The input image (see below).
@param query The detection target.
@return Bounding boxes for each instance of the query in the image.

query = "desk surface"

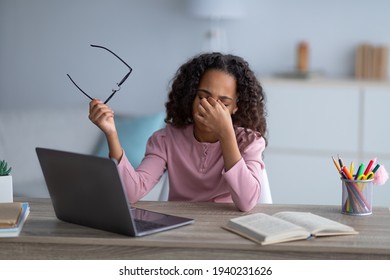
[1,198,390,259]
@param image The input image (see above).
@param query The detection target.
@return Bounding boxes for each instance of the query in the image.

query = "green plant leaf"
[0,160,12,176]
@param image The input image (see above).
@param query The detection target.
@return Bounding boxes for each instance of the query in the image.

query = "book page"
[227,213,310,244]
[273,212,357,236]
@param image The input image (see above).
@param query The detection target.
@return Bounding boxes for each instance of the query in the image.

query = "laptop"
[35,147,193,237]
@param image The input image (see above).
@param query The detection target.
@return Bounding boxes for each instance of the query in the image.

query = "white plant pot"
[0,175,13,203]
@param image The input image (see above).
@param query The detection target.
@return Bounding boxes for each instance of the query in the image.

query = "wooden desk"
[1,198,390,259]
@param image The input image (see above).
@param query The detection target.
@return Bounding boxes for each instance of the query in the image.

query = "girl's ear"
[232,106,238,114]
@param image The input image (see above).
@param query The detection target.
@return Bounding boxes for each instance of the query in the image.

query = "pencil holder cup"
[341,178,373,216]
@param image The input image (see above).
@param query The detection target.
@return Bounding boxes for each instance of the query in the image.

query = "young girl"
[89,52,267,212]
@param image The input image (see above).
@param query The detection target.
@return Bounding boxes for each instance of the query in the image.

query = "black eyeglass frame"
[67,44,132,104]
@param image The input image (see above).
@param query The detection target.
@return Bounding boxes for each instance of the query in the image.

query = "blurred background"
[1,0,389,113]
[1,0,389,206]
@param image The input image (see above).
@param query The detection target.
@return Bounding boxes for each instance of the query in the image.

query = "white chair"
[259,168,272,203]
[158,171,170,201]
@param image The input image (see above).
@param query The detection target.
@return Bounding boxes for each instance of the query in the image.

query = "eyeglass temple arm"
[66,74,94,101]
[90,44,132,71]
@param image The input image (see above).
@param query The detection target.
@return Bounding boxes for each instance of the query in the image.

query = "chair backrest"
[259,168,273,204]
[158,172,170,201]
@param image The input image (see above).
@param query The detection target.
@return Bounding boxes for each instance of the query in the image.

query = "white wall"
[1,0,390,114]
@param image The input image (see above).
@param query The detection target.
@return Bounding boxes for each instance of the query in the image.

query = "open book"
[223,211,358,246]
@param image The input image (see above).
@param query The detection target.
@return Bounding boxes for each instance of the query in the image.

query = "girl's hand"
[196,97,234,139]
[195,96,241,171]
[89,99,117,136]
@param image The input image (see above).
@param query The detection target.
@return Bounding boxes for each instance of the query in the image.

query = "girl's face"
[192,69,238,133]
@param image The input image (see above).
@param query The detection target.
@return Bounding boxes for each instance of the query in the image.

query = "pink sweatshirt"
[117,124,266,212]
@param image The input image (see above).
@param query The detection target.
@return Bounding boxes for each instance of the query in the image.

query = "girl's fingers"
[89,98,102,111]
[217,99,228,111]
[93,108,113,123]
[89,102,113,122]
[207,97,218,107]
[197,102,207,116]
[92,109,111,123]
[200,97,214,111]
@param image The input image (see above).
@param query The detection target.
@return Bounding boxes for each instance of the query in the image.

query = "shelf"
[260,77,390,88]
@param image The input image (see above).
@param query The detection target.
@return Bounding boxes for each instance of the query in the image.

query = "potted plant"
[0,159,13,203]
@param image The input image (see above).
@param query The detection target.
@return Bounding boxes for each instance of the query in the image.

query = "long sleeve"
[223,136,265,211]
[116,129,167,203]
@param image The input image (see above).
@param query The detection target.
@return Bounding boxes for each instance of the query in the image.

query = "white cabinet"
[261,78,390,207]
[363,86,390,155]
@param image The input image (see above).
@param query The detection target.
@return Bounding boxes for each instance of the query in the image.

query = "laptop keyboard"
[134,219,165,231]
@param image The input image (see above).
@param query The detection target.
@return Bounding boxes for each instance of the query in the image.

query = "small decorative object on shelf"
[355,43,388,80]
[297,41,309,73]
[0,160,13,203]
[274,40,324,80]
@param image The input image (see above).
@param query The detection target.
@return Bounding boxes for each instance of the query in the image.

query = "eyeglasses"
[67,44,132,104]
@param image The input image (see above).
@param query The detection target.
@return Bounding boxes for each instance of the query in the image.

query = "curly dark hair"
[165,52,267,143]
